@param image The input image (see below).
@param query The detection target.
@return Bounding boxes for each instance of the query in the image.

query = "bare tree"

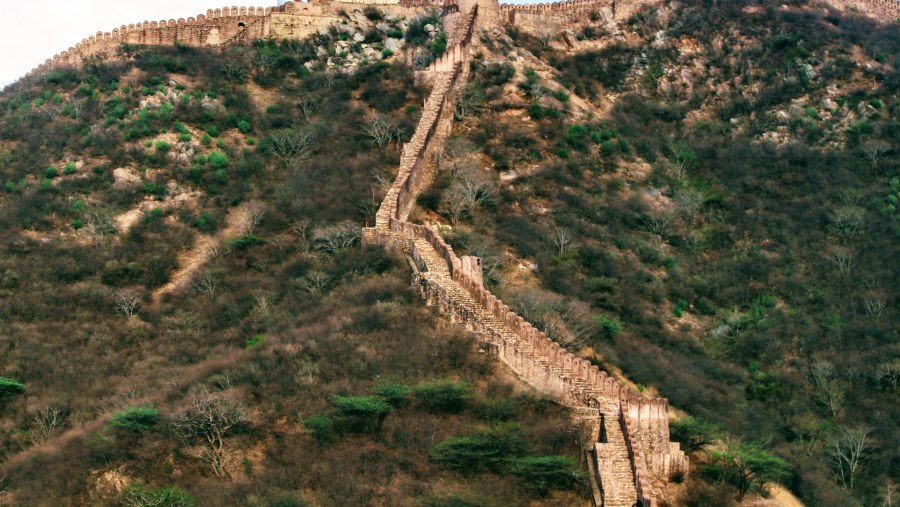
[808,361,845,419]
[862,141,890,174]
[829,206,866,241]
[863,295,886,319]
[222,63,248,83]
[513,290,595,349]
[313,221,361,253]
[438,185,468,225]
[875,361,900,391]
[455,85,485,121]
[251,50,275,70]
[362,114,402,151]
[171,389,249,478]
[268,129,314,170]
[830,426,873,490]
[827,246,856,276]
[552,226,577,257]
[242,202,266,236]
[643,212,672,238]
[30,407,66,445]
[296,271,331,296]
[195,271,217,297]
[85,210,118,243]
[116,290,142,319]
[297,94,319,121]
[674,187,705,222]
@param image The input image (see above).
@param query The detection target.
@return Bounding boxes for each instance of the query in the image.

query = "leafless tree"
[313,221,361,253]
[362,114,402,151]
[643,212,672,238]
[862,141,890,174]
[512,290,595,349]
[439,185,468,225]
[268,129,314,169]
[171,389,249,478]
[830,426,874,490]
[808,361,845,419]
[85,210,118,242]
[827,247,856,276]
[863,295,886,319]
[242,202,266,236]
[116,290,142,319]
[552,226,577,257]
[674,187,704,222]
[195,271,217,297]
[65,100,85,119]
[829,206,866,241]
[30,407,66,445]
[296,271,331,296]
[222,63,248,83]
[297,94,319,121]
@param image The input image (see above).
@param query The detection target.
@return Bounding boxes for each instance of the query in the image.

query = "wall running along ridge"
[23,0,897,78]
[363,2,686,506]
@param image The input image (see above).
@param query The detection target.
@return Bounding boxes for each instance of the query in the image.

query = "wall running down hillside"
[363,2,687,506]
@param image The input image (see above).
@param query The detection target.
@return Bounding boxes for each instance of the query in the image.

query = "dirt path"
[151,202,252,304]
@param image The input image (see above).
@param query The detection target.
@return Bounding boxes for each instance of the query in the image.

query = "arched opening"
[238,22,246,27]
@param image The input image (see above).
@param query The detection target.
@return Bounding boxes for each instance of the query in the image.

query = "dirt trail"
[152,203,251,304]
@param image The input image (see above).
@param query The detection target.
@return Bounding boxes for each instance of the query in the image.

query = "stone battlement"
[24,0,896,79]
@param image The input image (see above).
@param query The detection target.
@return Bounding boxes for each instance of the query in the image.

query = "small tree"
[330,395,392,434]
[171,389,249,478]
[362,114,402,151]
[830,426,873,490]
[707,441,790,501]
[313,221,360,253]
[268,129,314,169]
[0,377,24,399]
[31,407,66,445]
[414,380,471,413]
[109,406,159,432]
[116,290,142,319]
[509,456,585,496]
[671,416,722,453]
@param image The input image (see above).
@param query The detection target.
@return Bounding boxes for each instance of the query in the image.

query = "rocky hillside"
[0,0,897,506]
[411,1,897,505]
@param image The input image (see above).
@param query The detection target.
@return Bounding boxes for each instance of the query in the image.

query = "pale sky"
[0,1,248,88]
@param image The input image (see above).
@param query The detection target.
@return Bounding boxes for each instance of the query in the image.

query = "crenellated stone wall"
[363,2,689,505]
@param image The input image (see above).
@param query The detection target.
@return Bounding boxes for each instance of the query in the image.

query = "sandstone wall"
[27,6,282,77]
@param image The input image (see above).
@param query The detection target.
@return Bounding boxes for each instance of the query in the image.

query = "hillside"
[0,0,897,506]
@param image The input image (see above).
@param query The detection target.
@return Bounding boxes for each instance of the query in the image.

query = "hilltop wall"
[27,6,281,77]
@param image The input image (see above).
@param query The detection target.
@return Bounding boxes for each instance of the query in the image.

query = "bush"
[155,140,171,153]
[331,395,391,433]
[592,313,621,338]
[415,379,472,413]
[509,456,585,495]
[208,151,228,169]
[108,406,159,432]
[121,484,196,507]
[0,377,25,398]
[237,120,252,134]
[302,414,334,442]
[430,425,528,473]
[370,383,411,407]
[44,167,58,179]
[63,163,77,175]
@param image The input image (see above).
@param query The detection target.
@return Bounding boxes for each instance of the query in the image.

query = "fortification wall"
[27,6,282,77]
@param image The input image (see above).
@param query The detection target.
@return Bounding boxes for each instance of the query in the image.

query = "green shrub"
[430,424,528,473]
[674,298,689,317]
[245,335,264,348]
[415,379,472,413]
[155,140,171,153]
[201,133,212,146]
[121,484,196,507]
[592,313,621,338]
[302,414,334,442]
[237,120,252,134]
[228,235,266,250]
[509,456,585,495]
[108,406,159,432]
[370,383,411,407]
[0,377,25,399]
[44,167,58,179]
[600,140,618,156]
[63,163,77,175]
[331,395,392,433]
[72,219,84,230]
[208,151,228,169]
